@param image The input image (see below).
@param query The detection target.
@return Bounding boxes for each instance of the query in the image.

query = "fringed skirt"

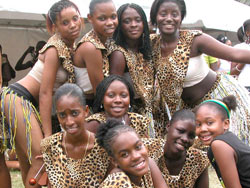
[183,74,250,145]
[0,83,41,163]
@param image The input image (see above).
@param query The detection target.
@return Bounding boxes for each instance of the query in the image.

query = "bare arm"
[39,47,60,138]
[149,158,168,188]
[109,50,126,75]
[74,42,104,94]
[211,140,242,188]
[194,167,209,188]
[85,120,100,134]
[191,33,250,64]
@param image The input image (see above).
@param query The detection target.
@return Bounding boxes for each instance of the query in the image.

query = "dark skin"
[156,1,250,106]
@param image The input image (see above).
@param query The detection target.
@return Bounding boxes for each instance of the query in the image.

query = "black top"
[208,131,250,188]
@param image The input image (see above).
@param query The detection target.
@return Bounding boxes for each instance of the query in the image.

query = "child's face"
[88,1,118,40]
[56,95,88,136]
[166,119,196,154]
[112,131,149,179]
[103,80,130,118]
[195,105,229,146]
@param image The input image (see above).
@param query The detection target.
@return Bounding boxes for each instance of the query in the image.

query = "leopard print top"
[108,43,155,116]
[41,132,109,188]
[151,30,202,137]
[99,171,153,188]
[158,147,210,188]
[40,33,76,83]
[86,112,150,138]
[77,29,110,77]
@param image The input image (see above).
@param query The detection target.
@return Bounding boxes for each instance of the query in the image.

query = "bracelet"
[235,65,242,72]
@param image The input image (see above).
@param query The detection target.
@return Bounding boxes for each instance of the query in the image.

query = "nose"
[65,115,74,126]
[131,150,140,161]
[114,95,122,103]
[69,20,77,29]
[106,18,114,26]
[181,134,188,143]
[131,20,137,27]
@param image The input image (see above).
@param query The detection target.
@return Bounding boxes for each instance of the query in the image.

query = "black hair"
[0,44,2,54]
[150,0,186,26]
[46,0,80,34]
[237,19,250,42]
[194,95,237,121]
[96,118,136,156]
[113,3,152,61]
[89,0,113,15]
[54,83,86,107]
[92,75,135,113]
[36,41,47,51]
[216,34,229,44]
[2,54,7,59]
[170,109,195,125]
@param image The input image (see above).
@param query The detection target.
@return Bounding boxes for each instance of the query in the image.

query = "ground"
[10,166,222,188]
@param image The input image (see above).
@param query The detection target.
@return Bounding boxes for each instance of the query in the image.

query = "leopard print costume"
[158,147,210,187]
[86,112,150,138]
[151,30,202,138]
[100,171,153,188]
[40,33,76,83]
[77,29,110,77]
[108,43,154,116]
[41,132,109,187]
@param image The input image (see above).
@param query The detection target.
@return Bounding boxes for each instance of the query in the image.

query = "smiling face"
[103,80,130,118]
[56,95,88,136]
[88,1,118,42]
[195,105,229,146]
[121,7,144,41]
[54,7,82,44]
[156,1,182,35]
[112,131,149,179]
[166,119,196,155]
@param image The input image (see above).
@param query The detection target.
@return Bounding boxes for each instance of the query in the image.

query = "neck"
[161,30,179,43]
[126,39,140,52]
[129,174,142,186]
[105,113,127,125]
[65,130,90,145]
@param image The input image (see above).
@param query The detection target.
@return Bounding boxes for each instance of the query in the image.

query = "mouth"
[66,126,78,134]
[131,160,146,170]
[105,28,115,34]
[111,106,125,112]
[71,30,80,37]
[199,135,213,144]
[175,142,186,151]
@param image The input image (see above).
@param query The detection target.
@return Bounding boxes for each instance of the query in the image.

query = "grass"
[10,166,222,188]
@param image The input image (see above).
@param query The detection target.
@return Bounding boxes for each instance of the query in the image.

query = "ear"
[166,123,171,133]
[87,14,93,24]
[111,157,118,168]
[51,24,57,34]
[84,105,89,118]
[223,118,230,131]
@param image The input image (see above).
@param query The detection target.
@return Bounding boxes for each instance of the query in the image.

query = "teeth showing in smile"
[200,135,212,142]
[133,161,144,168]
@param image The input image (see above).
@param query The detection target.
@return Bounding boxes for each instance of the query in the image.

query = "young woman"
[150,0,250,142]
[85,75,150,138]
[158,109,209,188]
[0,0,82,187]
[231,19,250,91]
[74,0,118,105]
[109,3,155,120]
[97,119,168,188]
[195,95,250,187]
[41,83,109,187]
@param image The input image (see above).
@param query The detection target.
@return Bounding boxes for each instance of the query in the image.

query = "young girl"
[41,83,109,187]
[195,95,250,187]
[109,3,154,116]
[0,0,82,187]
[158,109,209,188]
[96,119,168,188]
[85,74,150,138]
[74,0,118,105]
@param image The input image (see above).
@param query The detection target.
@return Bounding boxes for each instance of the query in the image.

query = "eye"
[195,121,201,127]
[58,112,66,119]
[135,143,143,150]
[107,92,115,98]
[72,110,79,117]
[121,92,128,98]
[136,17,142,23]
[177,128,185,134]
[123,18,130,24]
[207,121,213,125]
[121,152,128,158]
[172,11,179,18]
[73,15,79,22]
[111,14,117,20]
[62,20,69,26]
[98,16,105,21]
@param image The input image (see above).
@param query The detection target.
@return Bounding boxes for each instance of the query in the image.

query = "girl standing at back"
[195,95,250,187]
[0,0,82,187]
[74,0,118,106]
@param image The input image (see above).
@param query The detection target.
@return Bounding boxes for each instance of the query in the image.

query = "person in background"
[15,41,46,71]
[203,54,220,72]
[150,0,250,143]
[2,53,16,86]
[195,95,250,187]
[158,109,209,188]
[216,34,232,74]
[231,19,250,92]
[0,0,82,187]
[74,0,118,108]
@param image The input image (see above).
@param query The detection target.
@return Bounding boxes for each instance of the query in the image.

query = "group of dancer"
[1,0,250,187]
